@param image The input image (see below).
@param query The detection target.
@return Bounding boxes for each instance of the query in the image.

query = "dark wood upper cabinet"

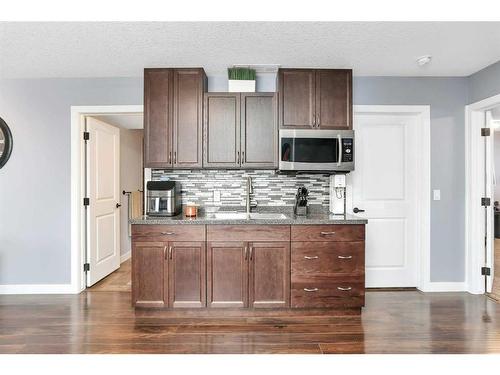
[144,68,207,169]
[278,69,315,128]
[144,69,173,167]
[203,93,241,168]
[168,241,206,308]
[248,241,290,308]
[278,68,352,130]
[241,93,277,168]
[207,241,248,308]
[132,241,167,308]
[173,69,206,168]
[315,70,352,130]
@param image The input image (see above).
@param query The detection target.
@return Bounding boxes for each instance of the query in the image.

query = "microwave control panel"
[342,138,354,162]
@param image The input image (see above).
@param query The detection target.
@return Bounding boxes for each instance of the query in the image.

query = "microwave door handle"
[337,135,342,167]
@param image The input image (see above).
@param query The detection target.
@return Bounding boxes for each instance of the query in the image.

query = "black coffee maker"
[294,187,308,216]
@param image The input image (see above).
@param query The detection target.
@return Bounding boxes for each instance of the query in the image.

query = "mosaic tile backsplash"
[151,170,331,207]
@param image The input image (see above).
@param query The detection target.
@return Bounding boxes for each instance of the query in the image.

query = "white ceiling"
[1,22,499,78]
[92,114,143,129]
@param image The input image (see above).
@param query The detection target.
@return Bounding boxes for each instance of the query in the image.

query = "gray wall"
[468,60,500,104]
[0,70,486,285]
[0,78,142,284]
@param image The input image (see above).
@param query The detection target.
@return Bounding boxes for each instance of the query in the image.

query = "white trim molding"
[465,93,500,295]
[353,105,433,292]
[421,282,467,293]
[121,251,131,263]
[71,105,143,294]
[0,284,75,295]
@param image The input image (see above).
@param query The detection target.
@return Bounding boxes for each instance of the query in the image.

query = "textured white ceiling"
[1,22,499,78]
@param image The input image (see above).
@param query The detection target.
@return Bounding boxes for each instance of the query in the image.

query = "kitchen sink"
[209,212,287,220]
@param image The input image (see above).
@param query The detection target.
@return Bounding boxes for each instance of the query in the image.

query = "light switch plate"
[433,189,441,201]
[213,190,221,202]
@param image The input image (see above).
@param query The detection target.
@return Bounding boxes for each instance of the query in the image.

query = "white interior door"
[351,113,418,287]
[86,117,121,286]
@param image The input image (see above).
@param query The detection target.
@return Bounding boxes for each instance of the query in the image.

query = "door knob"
[353,207,365,213]
[116,203,122,208]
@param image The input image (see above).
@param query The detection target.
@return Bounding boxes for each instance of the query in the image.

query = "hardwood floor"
[0,291,499,354]
[88,259,131,292]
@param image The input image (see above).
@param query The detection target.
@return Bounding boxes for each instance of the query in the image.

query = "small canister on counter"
[184,202,200,218]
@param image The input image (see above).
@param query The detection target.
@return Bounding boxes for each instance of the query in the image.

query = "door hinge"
[481,128,491,137]
[481,267,491,276]
[83,197,90,206]
[481,197,491,207]
[83,131,90,141]
[84,263,90,272]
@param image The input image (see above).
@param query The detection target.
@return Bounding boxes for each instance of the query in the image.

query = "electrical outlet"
[433,189,441,201]
[213,190,221,202]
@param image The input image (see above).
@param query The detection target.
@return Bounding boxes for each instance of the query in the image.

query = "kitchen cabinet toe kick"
[131,224,365,315]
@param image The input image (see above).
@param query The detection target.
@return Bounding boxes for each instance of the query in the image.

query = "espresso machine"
[146,181,181,216]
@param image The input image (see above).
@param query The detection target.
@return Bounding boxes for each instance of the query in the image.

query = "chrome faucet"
[246,176,254,214]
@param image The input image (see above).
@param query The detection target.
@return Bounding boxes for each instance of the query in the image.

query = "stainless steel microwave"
[279,129,354,172]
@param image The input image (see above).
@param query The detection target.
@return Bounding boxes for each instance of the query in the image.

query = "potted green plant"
[228,67,256,92]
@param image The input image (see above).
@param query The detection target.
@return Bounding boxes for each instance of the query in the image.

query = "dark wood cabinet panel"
[249,242,290,308]
[278,69,315,128]
[291,241,364,281]
[203,93,241,168]
[132,224,206,242]
[173,69,206,168]
[315,70,352,130]
[207,225,290,242]
[291,224,365,242]
[132,241,167,308]
[207,241,248,308]
[168,241,206,308]
[240,93,277,168]
[144,69,173,168]
[291,277,365,308]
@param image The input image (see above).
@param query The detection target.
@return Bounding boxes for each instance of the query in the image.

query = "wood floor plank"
[0,290,499,354]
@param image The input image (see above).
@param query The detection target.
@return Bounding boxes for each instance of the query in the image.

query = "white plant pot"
[228,80,256,92]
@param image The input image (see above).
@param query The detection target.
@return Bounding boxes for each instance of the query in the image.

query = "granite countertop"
[130,206,367,225]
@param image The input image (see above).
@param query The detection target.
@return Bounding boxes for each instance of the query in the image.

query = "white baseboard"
[0,284,76,295]
[121,251,131,263]
[419,282,467,292]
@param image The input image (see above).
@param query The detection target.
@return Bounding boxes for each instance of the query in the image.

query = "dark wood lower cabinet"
[207,241,248,308]
[168,241,206,308]
[249,242,290,308]
[132,224,365,314]
[132,242,167,308]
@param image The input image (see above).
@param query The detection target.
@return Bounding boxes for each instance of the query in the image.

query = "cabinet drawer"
[207,225,290,242]
[291,279,364,308]
[132,225,206,241]
[291,225,364,242]
[292,241,364,280]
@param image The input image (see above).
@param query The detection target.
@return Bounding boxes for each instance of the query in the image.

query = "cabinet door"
[203,93,241,168]
[168,241,206,308]
[207,241,248,308]
[132,241,167,307]
[249,242,290,308]
[173,69,206,168]
[144,69,173,168]
[315,69,352,130]
[278,69,315,128]
[241,93,277,169]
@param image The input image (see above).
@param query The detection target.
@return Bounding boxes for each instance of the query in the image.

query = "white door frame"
[465,93,500,294]
[70,105,143,293]
[353,105,432,291]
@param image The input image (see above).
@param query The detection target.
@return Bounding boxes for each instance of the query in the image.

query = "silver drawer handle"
[337,255,353,259]
[320,231,336,236]
[160,232,175,235]
[304,255,319,260]
[337,287,352,291]
[304,288,319,292]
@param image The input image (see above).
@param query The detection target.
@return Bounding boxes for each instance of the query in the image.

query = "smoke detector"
[416,55,432,67]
